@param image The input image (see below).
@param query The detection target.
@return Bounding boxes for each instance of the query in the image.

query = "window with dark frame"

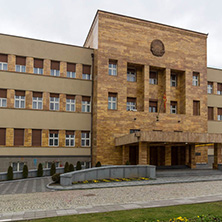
[16,56,26,72]
[127,97,136,111]
[82,65,91,80]
[14,129,24,146]
[218,108,222,121]
[193,101,200,116]
[49,130,59,146]
[170,73,177,87]
[0,54,8,71]
[32,129,42,146]
[67,63,76,78]
[149,70,158,84]
[208,107,214,120]
[217,83,222,95]
[0,128,6,145]
[170,101,177,114]
[127,68,136,82]
[0,89,7,107]
[149,100,158,113]
[34,59,43,74]
[50,61,60,76]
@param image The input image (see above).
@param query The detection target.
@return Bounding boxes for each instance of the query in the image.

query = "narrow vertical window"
[14,129,24,146]
[50,61,60,76]
[193,101,200,116]
[34,59,43,74]
[127,97,136,111]
[66,131,75,147]
[0,128,6,145]
[49,130,59,146]
[207,82,213,94]
[149,100,158,113]
[66,95,75,111]
[170,101,177,114]
[149,70,158,84]
[82,96,91,112]
[192,72,199,86]
[0,89,7,107]
[50,93,59,111]
[32,92,43,109]
[217,83,222,95]
[170,73,177,87]
[208,107,214,120]
[32,129,42,146]
[127,68,136,82]
[15,91,25,108]
[82,65,91,80]
[218,108,222,121]
[108,93,117,110]
[67,63,76,78]
[16,56,26,72]
[0,54,8,71]
[81,131,90,147]
[109,60,117,76]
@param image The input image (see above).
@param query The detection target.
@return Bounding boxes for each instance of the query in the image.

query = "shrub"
[125,161,130,165]
[52,173,61,183]
[7,166,13,180]
[50,162,56,176]
[95,161,101,167]
[37,163,43,177]
[22,165,28,179]
[64,162,69,173]
[69,163,74,172]
[76,161,82,171]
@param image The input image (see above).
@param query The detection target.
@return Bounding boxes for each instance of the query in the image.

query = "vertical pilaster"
[43,92,49,110]
[185,145,190,165]
[6,128,14,146]
[147,144,150,165]
[26,57,34,73]
[122,145,129,164]
[75,130,81,147]
[59,130,66,147]
[144,65,150,112]
[165,145,171,166]
[60,94,66,111]
[42,129,49,147]
[138,142,148,165]
[60,62,67,77]
[43,59,50,76]
[214,143,222,169]
[26,91,32,109]
[76,95,82,112]
[190,144,196,169]
[24,129,32,146]
[165,69,171,114]
[76,64,82,79]
[7,89,15,108]
[8,55,15,72]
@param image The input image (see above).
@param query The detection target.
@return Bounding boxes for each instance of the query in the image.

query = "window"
[66,95,75,111]
[0,89,7,107]
[67,63,76,78]
[34,58,43,74]
[207,82,213,94]
[170,101,177,114]
[0,54,8,71]
[171,73,177,87]
[217,83,222,95]
[127,97,136,111]
[192,72,199,86]
[82,65,91,80]
[15,56,26,72]
[109,60,117,76]
[193,101,200,116]
[12,162,25,172]
[14,129,24,146]
[50,94,59,111]
[81,131,90,147]
[15,91,25,108]
[108,93,117,110]
[0,128,6,145]
[218,108,222,121]
[32,129,42,146]
[32,92,43,109]
[149,100,158,113]
[82,96,91,112]
[127,68,136,82]
[66,131,75,147]
[149,71,158,84]
[130,129,140,134]
[208,107,214,120]
[50,61,60,76]
[49,130,59,146]
[46,161,60,168]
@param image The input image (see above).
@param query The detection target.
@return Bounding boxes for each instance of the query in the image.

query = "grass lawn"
[30,201,222,222]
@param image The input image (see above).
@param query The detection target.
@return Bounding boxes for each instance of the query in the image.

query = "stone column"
[26,91,32,109]
[60,94,66,111]
[6,128,14,146]
[26,57,34,74]
[42,129,49,147]
[147,144,150,165]
[165,145,171,166]
[185,145,190,165]
[164,69,171,114]
[75,95,82,112]
[213,143,222,169]
[144,65,149,111]
[59,130,66,147]
[60,62,67,77]
[24,129,32,146]
[190,144,196,169]
[138,142,148,165]
[122,145,129,164]
[43,59,50,76]
[8,55,15,72]
[76,64,82,79]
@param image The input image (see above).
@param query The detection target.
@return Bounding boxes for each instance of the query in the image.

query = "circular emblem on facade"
[150,39,165,57]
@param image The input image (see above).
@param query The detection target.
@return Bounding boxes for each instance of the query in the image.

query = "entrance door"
[150,146,165,166]
[129,146,138,165]
[171,146,186,166]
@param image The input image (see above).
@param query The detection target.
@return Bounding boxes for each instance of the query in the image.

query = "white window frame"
[81,132,90,147]
[127,101,136,111]
[171,74,177,87]
[207,84,213,94]
[0,98,7,107]
[14,95,25,108]
[34,67,43,75]
[66,99,75,111]
[192,75,199,86]
[50,69,60,76]
[67,71,76,78]
[0,62,8,71]
[108,96,117,110]
[82,101,91,112]
[32,97,43,109]
[218,115,222,121]
[127,70,136,82]
[170,103,177,114]
[49,132,59,146]
[109,63,117,76]
[16,65,26,73]
[11,162,25,172]
[82,73,91,80]
[50,97,59,111]
[46,161,60,168]
[66,133,75,147]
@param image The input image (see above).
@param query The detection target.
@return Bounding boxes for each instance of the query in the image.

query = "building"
[0,10,222,172]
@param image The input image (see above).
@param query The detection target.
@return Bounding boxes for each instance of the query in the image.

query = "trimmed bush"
[7,166,13,180]
[76,161,82,171]
[50,162,56,176]
[37,163,43,177]
[64,162,69,173]
[125,161,130,165]
[52,173,61,183]
[22,165,28,178]
[69,163,74,172]
[95,161,101,167]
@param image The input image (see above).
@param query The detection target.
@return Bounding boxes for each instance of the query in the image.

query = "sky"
[0,0,221,68]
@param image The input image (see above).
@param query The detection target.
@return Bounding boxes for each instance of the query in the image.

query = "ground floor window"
[11,162,25,172]
[46,161,60,168]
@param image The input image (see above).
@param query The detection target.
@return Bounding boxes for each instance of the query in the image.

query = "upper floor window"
[66,95,75,111]
[170,73,177,87]
[32,92,43,109]
[108,93,117,110]
[127,68,136,82]
[15,91,25,108]
[50,61,60,76]
[127,97,136,111]
[82,65,91,80]
[34,58,43,74]
[218,108,222,121]
[67,63,76,78]
[170,101,177,114]
[66,130,75,147]
[109,60,117,76]
[0,54,8,71]
[49,130,59,146]
[16,56,26,72]
[81,131,90,147]
[32,129,42,147]
[50,93,59,111]
[193,100,200,116]
[192,72,199,86]
[149,100,158,113]
[149,71,158,85]
[82,96,91,112]
[207,82,213,94]
[217,83,222,95]
[0,89,7,107]
[208,107,214,120]
[14,129,24,146]
[0,128,6,146]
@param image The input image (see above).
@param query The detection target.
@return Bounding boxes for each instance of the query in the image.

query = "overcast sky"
[0,0,221,68]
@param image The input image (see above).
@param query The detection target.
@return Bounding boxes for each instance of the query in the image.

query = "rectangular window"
[12,162,25,172]
[82,96,91,112]
[207,82,213,94]
[66,95,75,111]
[16,56,26,72]
[193,101,200,116]
[192,72,199,86]
[34,58,43,74]
[82,65,91,80]
[127,97,136,111]
[149,100,158,113]
[14,129,24,146]
[0,54,8,71]
[67,63,76,78]
[170,101,177,114]
[50,93,59,111]
[32,92,43,109]
[208,107,214,120]
[0,128,6,145]
[149,70,158,85]
[108,93,117,110]
[171,73,177,87]
[218,108,222,121]
[130,129,140,134]
[15,91,25,108]
[0,89,7,107]
[109,60,117,76]
[217,83,222,95]
[50,61,60,76]
[81,131,90,147]
[127,68,136,82]
[66,130,75,147]
[49,130,59,146]
[32,129,42,146]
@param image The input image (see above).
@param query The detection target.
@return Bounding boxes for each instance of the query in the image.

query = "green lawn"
[32,201,222,222]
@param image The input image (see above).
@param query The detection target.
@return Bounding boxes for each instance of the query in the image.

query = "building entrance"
[171,146,186,165]
[150,146,165,166]
[129,146,138,165]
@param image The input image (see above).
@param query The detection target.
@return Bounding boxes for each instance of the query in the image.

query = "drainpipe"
[91,53,94,168]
